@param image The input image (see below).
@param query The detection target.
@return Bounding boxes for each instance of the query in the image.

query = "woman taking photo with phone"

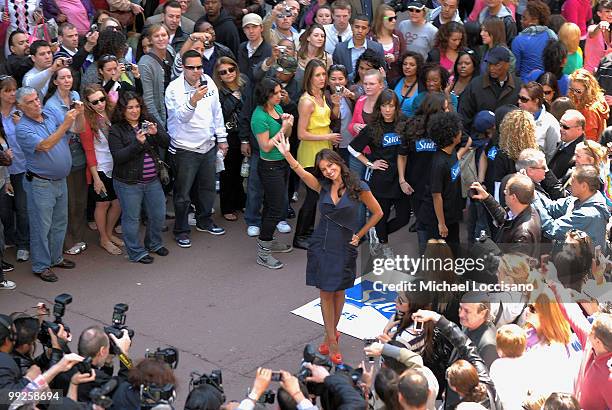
[293,59,341,250]
[273,139,383,365]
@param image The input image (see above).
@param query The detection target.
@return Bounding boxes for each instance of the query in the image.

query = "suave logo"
[451,161,461,181]
[415,138,437,152]
[487,146,498,160]
[382,132,401,147]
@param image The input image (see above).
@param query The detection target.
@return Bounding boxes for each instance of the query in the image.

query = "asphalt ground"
[0,199,423,408]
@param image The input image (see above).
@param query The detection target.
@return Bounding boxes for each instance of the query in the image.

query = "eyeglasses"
[383,15,397,21]
[218,66,236,76]
[89,96,106,105]
[407,7,424,12]
[518,95,531,103]
[569,87,584,95]
[560,122,577,130]
[184,65,204,71]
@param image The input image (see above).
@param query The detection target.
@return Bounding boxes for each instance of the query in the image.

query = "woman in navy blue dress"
[273,138,383,365]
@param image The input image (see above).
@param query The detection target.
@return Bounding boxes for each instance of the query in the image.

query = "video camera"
[189,370,225,401]
[145,347,179,369]
[103,303,134,354]
[37,293,72,348]
[297,344,332,382]
[89,378,117,409]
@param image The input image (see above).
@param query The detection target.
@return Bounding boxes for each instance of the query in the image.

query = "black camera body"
[335,363,363,388]
[140,383,175,408]
[89,378,117,409]
[145,347,179,369]
[124,63,133,72]
[76,356,93,375]
[37,293,72,348]
[103,303,134,354]
[297,344,332,381]
[190,370,225,401]
[258,390,276,404]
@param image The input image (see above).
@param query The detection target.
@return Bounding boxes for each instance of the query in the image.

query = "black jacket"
[196,10,241,56]
[110,381,140,410]
[548,136,584,179]
[108,120,170,185]
[482,194,541,257]
[237,40,272,83]
[437,317,501,410]
[458,73,522,134]
[202,42,236,76]
[219,75,250,145]
[0,351,29,410]
[320,373,367,410]
[170,26,189,54]
[1,54,33,87]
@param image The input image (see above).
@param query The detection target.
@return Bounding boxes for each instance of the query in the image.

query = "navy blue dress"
[306,180,370,291]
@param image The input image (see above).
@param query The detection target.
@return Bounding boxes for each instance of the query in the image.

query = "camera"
[363,338,377,363]
[69,100,77,109]
[297,344,332,381]
[277,45,287,55]
[335,363,364,389]
[251,389,275,404]
[76,356,92,375]
[124,63,133,72]
[204,40,211,48]
[89,378,117,409]
[335,85,343,94]
[13,110,21,118]
[145,347,179,369]
[140,383,175,409]
[189,370,225,401]
[89,23,99,33]
[271,371,282,382]
[63,57,72,66]
[103,303,135,354]
[38,293,72,348]
[140,122,150,134]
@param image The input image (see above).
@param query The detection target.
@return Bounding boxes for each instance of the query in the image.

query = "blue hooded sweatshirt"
[511,25,557,82]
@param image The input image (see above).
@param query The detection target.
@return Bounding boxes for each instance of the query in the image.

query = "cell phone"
[69,100,77,109]
[413,320,424,333]
[13,110,21,118]
[335,85,343,94]
[364,338,377,363]
[99,190,108,199]
[271,371,282,382]
[277,45,287,54]
[200,77,208,87]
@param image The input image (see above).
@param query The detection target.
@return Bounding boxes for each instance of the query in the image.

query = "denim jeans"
[24,177,68,272]
[114,179,166,262]
[244,153,263,227]
[258,159,289,241]
[170,148,216,236]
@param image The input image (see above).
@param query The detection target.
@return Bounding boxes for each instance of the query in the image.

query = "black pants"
[219,137,246,215]
[294,166,319,239]
[258,158,289,241]
[375,195,411,243]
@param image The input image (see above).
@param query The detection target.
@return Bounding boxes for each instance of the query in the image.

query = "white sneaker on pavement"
[0,280,16,290]
[276,221,292,233]
[247,226,260,237]
[16,249,29,262]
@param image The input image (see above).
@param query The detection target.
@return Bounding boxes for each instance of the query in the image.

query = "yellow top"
[297,93,333,168]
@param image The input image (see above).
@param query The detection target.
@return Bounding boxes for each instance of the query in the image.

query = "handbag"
[28,16,58,44]
[146,145,170,186]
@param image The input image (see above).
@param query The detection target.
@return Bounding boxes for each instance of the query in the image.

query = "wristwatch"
[366,161,373,168]
[247,391,259,404]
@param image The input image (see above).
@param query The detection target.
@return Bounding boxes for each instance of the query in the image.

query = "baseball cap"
[485,46,511,64]
[473,110,496,133]
[406,1,426,9]
[242,13,263,27]
[276,56,298,74]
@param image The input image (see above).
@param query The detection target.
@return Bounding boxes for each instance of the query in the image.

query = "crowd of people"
[0,0,612,407]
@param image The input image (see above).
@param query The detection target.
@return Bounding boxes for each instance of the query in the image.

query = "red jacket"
[80,123,98,185]
[559,302,612,409]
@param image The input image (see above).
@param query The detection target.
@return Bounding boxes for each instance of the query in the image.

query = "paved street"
[0,206,418,408]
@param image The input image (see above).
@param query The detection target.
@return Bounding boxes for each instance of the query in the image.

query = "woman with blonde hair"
[568,69,610,141]
[371,4,405,85]
[558,22,583,75]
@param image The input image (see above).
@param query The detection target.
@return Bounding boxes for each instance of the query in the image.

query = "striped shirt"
[139,153,157,183]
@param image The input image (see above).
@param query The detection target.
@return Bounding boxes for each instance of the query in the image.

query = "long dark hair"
[43,66,74,104]
[111,91,152,124]
[400,92,447,143]
[371,89,403,146]
[313,149,363,201]
[82,84,113,135]
[303,59,327,96]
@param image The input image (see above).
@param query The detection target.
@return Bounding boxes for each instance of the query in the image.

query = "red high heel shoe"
[329,342,343,365]
[318,342,330,355]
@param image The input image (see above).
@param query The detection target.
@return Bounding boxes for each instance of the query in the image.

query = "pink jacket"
[558,302,612,409]
[562,0,593,39]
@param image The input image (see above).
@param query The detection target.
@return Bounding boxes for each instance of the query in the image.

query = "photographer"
[237,368,318,410]
[53,326,131,402]
[184,383,225,410]
[11,313,66,375]
[111,358,176,409]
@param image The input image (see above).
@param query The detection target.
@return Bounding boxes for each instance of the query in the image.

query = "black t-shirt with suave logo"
[430,149,464,224]
[350,121,405,199]
[401,136,437,203]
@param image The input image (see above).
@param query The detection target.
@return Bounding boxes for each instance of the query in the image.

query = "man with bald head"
[548,109,586,179]
[470,173,541,256]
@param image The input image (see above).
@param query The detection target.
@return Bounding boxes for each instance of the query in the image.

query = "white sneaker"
[292,192,298,202]
[188,213,196,226]
[247,226,260,237]
[276,221,292,233]
[16,249,29,262]
[0,280,16,290]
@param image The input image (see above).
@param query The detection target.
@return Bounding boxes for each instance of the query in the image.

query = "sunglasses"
[218,66,236,76]
[560,123,575,130]
[0,75,12,82]
[518,95,531,103]
[407,7,424,12]
[99,54,118,63]
[184,65,203,71]
[383,15,397,21]
[568,229,588,239]
[543,89,554,95]
[89,96,106,105]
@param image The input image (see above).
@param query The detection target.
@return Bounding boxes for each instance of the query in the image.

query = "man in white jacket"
[165,49,228,248]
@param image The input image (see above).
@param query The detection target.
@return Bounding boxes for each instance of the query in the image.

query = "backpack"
[596,52,612,96]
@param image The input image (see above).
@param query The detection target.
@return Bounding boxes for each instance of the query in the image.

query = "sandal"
[110,235,124,247]
[101,241,122,255]
[64,242,86,255]
[223,213,238,221]
[88,221,98,231]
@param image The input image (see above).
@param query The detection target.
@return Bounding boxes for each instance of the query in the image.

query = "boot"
[257,240,284,269]
[381,243,394,260]
[268,238,293,253]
